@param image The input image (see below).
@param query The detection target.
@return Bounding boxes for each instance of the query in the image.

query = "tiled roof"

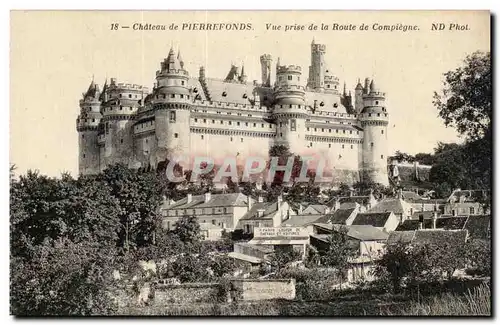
[280,214,324,227]
[367,198,410,214]
[339,202,359,210]
[387,231,416,245]
[312,223,389,241]
[164,193,248,210]
[395,219,433,231]
[387,229,468,246]
[395,216,468,231]
[401,191,422,202]
[447,189,489,203]
[204,78,260,105]
[328,208,356,224]
[188,78,207,100]
[352,212,392,228]
[464,215,491,239]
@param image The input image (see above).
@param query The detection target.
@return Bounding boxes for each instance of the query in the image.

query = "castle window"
[83,154,86,158]
[327,85,330,88]
[222,91,227,97]
[375,101,379,105]
[229,121,232,125]
[82,134,85,139]
[320,102,325,107]
[357,131,360,135]
[203,119,206,123]
[212,120,215,124]
[237,122,240,126]
[230,137,233,142]
[377,113,380,117]
[322,128,324,132]
[314,128,317,132]
[381,155,384,159]
[334,85,337,89]
[135,95,138,98]
[201,135,204,140]
[128,94,132,98]
[146,139,148,144]
[329,129,331,133]
[181,81,185,86]
[290,119,296,131]
[130,107,133,111]
[194,118,198,122]
[280,132,283,137]
[336,129,338,133]
[369,113,372,117]
[470,207,475,215]
[174,133,179,138]
[180,94,184,99]
[343,130,346,134]
[371,142,374,148]
[350,130,352,134]
[328,144,331,148]
[119,94,122,98]
[289,105,292,108]
[288,75,292,81]
[245,122,248,126]
[221,121,223,124]
[269,124,272,128]
[248,114,252,117]
[381,130,384,134]
[307,127,310,131]
[279,122,283,127]
[171,94,175,98]
[310,142,313,147]
[120,106,123,110]
[253,123,256,127]
[280,105,283,108]
[261,123,264,128]
[342,144,345,149]
[241,138,243,142]
[263,96,268,101]
[92,119,95,122]
[351,145,353,149]
[170,111,176,123]
[120,139,123,144]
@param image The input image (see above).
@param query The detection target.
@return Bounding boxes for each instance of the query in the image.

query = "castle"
[76,39,389,186]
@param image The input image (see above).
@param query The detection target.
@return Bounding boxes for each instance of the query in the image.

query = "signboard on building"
[254,227,308,239]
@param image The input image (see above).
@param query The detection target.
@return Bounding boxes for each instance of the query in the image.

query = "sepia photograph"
[9,10,492,316]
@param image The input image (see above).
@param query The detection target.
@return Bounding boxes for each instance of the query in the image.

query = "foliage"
[433,51,491,142]
[352,180,392,199]
[269,247,302,271]
[210,254,237,278]
[170,215,202,244]
[171,254,212,283]
[318,226,357,282]
[465,239,491,276]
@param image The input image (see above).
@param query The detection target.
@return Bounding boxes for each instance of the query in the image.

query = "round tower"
[77,80,102,175]
[307,40,326,91]
[152,47,191,166]
[358,79,389,186]
[100,78,148,169]
[324,70,339,94]
[272,63,307,155]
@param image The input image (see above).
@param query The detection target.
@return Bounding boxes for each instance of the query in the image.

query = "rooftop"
[313,223,389,241]
[327,208,357,224]
[164,193,248,210]
[352,212,393,228]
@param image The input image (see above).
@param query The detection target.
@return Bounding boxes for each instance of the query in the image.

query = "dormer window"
[333,103,338,108]
[193,87,198,93]
[320,102,325,107]
[243,94,248,99]
[222,91,227,97]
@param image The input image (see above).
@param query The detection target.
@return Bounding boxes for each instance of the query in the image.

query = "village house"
[324,206,359,225]
[351,211,399,232]
[238,196,296,234]
[444,189,489,216]
[327,192,378,212]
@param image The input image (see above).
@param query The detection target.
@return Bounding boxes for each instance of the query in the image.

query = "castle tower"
[323,68,339,94]
[239,64,248,83]
[153,47,191,165]
[77,78,102,175]
[260,54,272,87]
[358,79,389,186]
[100,77,147,169]
[307,39,326,92]
[354,78,364,113]
[273,63,307,155]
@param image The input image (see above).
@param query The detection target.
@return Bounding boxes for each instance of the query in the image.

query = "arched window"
[169,111,176,123]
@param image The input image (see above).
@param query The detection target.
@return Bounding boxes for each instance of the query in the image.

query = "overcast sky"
[10,10,490,177]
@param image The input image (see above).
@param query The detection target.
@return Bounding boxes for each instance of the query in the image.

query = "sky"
[10,10,490,177]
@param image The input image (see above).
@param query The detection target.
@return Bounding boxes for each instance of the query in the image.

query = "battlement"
[277,65,302,74]
[311,43,326,52]
[364,91,386,98]
[274,84,306,92]
[157,69,189,77]
[260,54,272,61]
[324,75,339,83]
[310,110,358,120]
[191,99,272,112]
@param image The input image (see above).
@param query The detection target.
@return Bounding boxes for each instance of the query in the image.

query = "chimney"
[414,161,419,180]
[257,209,265,218]
[247,196,252,210]
[398,189,403,199]
[349,190,354,197]
[204,192,211,203]
[187,194,192,204]
[258,196,264,203]
[432,212,438,229]
[162,195,168,206]
[419,214,424,230]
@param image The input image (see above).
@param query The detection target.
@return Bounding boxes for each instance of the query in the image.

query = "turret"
[354,78,364,113]
[272,62,307,155]
[77,78,102,175]
[152,47,191,165]
[100,78,149,169]
[358,78,389,186]
[307,39,326,92]
[323,68,339,94]
[260,54,272,87]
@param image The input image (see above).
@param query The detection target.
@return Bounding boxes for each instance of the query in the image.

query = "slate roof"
[328,208,356,224]
[447,189,489,203]
[304,204,329,215]
[352,212,393,227]
[312,223,389,241]
[164,193,248,210]
[367,198,410,215]
[240,201,288,220]
[401,191,422,202]
[395,219,433,231]
[304,91,347,114]
[204,78,258,105]
[395,216,468,231]
[387,230,468,246]
[280,214,325,227]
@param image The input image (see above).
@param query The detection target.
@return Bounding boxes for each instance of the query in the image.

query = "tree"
[433,51,491,142]
[319,226,357,284]
[210,254,237,278]
[171,215,202,244]
[269,247,302,271]
[171,253,212,283]
[393,150,415,163]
